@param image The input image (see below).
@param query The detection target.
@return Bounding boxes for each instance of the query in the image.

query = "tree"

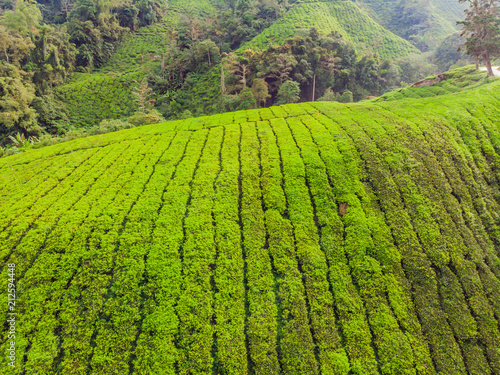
[250,78,270,107]
[355,54,383,95]
[311,52,340,101]
[222,52,250,91]
[2,0,42,38]
[30,24,76,93]
[458,0,500,77]
[391,0,432,50]
[60,0,76,21]
[132,77,155,114]
[276,79,300,105]
[194,39,220,68]
[0,62,40,137]
[318,87,337,101]
[236,87,256,110]
[265,53,297,86]
[231,55,250,89]
[338,90,353,103]
[31,94,70,134]
[68,0,128,69]
[0,24,34,65]
[178,15,204,47]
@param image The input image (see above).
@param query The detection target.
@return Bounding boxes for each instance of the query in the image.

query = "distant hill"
[240,1,420,61]
[358,0,466,51]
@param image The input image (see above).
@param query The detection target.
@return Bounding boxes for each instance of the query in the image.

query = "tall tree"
[31,24,76,93]
[2,0,42,38]
[132,77,154,114]
[0,62,40,137]
[222,52,250,91]
[0,24,34,65]
[250,78,270,107]
[458,0,500,77]
[194,39,220,68]
[276,79,300,105]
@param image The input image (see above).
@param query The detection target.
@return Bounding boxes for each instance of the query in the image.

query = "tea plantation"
[1,74,500,373]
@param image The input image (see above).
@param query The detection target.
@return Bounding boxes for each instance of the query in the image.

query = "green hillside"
[358,0,466,50]
[99,0,217,74]
[240,1,420,60]
[2,79,500,374]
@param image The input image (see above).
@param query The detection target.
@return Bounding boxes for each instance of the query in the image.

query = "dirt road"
[480,66,500,77]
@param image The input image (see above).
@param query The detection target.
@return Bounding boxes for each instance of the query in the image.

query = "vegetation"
[358,0,466,51]
[1,74,500,373]
[2,0,500,373]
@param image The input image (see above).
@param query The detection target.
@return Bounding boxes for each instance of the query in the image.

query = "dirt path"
[479,66,500,77]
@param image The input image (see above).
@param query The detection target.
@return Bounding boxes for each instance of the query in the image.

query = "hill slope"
[2,79,500,374]
[55,0,425,128]
[358,0,466,50]
[240,1,420,60]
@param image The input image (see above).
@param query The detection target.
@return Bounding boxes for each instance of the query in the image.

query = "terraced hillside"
[2,77,500,374]
[240,1,420,60]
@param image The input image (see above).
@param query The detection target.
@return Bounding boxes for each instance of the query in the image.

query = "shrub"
[338,90,353,103]
[276,80,300,105]
[127,109,165,126]
[318,87,338,101]
[179,110,193,119]
[90,119,135,135]
[235,88,257,110]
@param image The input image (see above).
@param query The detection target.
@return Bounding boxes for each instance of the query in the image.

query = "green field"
[2,76,500,373]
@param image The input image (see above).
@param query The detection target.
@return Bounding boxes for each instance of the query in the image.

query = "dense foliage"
[0,0,169,141]
[1,77,500,374]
